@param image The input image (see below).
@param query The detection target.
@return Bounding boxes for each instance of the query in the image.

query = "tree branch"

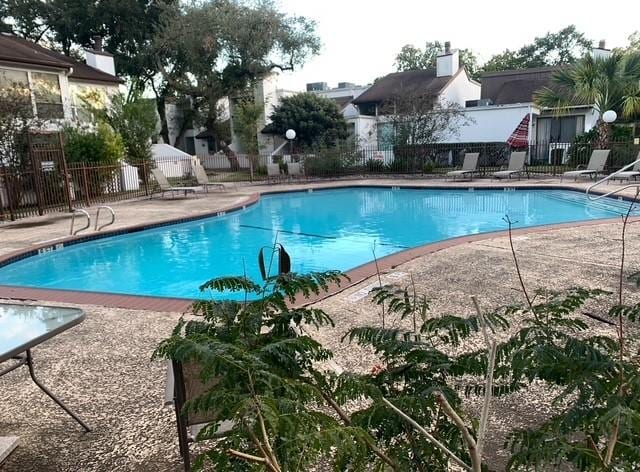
[319,390,399,470]
[381,397,472,471]
[472,296,496,459]
[228,449,267,464]
[434,392,482,472]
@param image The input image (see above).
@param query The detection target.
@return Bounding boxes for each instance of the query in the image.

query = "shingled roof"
[480,66,561,105]
[352,69,456,105]
[0,34,123,85]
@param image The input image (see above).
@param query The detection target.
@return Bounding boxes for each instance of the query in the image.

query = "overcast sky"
[275,0,639,91]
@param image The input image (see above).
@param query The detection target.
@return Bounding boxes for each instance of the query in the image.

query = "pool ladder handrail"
[70,209,91,235]
[95,206,115,231]
[585,158,640,201]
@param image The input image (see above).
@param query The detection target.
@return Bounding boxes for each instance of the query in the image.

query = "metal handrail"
[95,206,115,231]
[69,209,91,235]
[585,158,640,201]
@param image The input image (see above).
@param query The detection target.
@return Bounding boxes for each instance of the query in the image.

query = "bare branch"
[381,397,472,471]
[472,296,496,459]
[319,390,399,470]
[434,392,482,472]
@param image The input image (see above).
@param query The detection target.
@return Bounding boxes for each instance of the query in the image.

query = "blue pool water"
[0,187,636,299]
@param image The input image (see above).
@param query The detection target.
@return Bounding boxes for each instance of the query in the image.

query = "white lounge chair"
[267,164,281,183]
[194,164,226,192]
[447,153,479,181]
[494,152,527,180]
[561,150,610,181]
[151,168,201,197]
[609,152,640,182]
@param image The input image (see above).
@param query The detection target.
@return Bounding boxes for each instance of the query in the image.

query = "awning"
[506,114,530,148]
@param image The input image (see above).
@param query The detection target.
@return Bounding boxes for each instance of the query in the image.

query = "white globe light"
[285,129,296,140]
[602,110,617,123]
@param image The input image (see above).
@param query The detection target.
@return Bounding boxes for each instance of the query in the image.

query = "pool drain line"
[238,224,409,249]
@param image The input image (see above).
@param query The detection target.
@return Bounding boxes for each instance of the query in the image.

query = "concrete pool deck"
[1,176,640,471]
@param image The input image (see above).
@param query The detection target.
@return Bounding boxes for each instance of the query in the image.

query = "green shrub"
[365,159,385,172]
[65,123,125,199]
[303,154,343,176]
[423,159,435,173]
[65,123,125,165]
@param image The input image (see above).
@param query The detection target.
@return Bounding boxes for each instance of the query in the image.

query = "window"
[32,72,64,119]
[537,115,585,144]
[0,68,32,116]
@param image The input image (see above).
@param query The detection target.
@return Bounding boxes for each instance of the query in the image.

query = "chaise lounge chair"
[151,168,201,198]
[561,150,610,181]
[447,153,479,181]
[494,151,527,180]
[194,164,227,193]
[609,151,640,183]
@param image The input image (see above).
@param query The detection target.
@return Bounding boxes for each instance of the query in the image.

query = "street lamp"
[285,129,296,156]
[602,110,617,123]
[601,110,617,148]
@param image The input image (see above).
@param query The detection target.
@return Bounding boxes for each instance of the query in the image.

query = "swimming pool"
[0,187,635,300]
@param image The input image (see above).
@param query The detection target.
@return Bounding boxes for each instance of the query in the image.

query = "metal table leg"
[25,350,91,432]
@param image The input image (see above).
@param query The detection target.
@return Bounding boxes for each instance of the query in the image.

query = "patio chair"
[493,151,527,180]
[151,168,201,198]
[608,151,640,183]
[287,162,303,181]
[267,163,282,183]
[446,153,479,181]
[165,361,233,471]
[194,164,226,193]
[561,150,610,181]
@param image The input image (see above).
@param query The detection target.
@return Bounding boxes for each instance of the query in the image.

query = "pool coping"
[0,183,635,312]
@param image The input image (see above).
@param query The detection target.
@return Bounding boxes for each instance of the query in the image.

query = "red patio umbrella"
[506,114,530,148]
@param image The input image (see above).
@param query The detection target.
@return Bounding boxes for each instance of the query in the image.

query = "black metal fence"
[1,136,639,222]
[230,140,640,179]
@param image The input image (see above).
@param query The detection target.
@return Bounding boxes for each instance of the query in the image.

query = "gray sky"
[276,0,639,90]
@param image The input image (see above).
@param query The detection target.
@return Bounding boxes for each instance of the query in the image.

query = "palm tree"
[535,51,640,148]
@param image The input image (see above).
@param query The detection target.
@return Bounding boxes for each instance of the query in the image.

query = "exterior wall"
[68,81,121,123]
[584,108,599,132]
[439,72,480,108]
[449,104,537,143]
[229,75,297,155]
[353,115,377,147]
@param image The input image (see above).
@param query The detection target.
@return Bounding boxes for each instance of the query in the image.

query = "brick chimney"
[84,35,116,76]
[436,41,459,77]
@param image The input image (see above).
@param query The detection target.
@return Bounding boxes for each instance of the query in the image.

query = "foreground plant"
[155,246,390,470]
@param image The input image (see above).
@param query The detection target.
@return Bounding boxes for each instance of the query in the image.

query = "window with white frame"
[32,72,64,119]
[0,68,33,116]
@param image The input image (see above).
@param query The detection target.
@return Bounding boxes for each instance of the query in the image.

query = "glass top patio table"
[0,304,85,363]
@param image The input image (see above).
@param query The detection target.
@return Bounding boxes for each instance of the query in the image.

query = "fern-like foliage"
[154,268,377,471]
[495,290,640,471]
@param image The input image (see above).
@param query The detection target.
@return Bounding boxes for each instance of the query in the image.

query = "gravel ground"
[2,220,639,471]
